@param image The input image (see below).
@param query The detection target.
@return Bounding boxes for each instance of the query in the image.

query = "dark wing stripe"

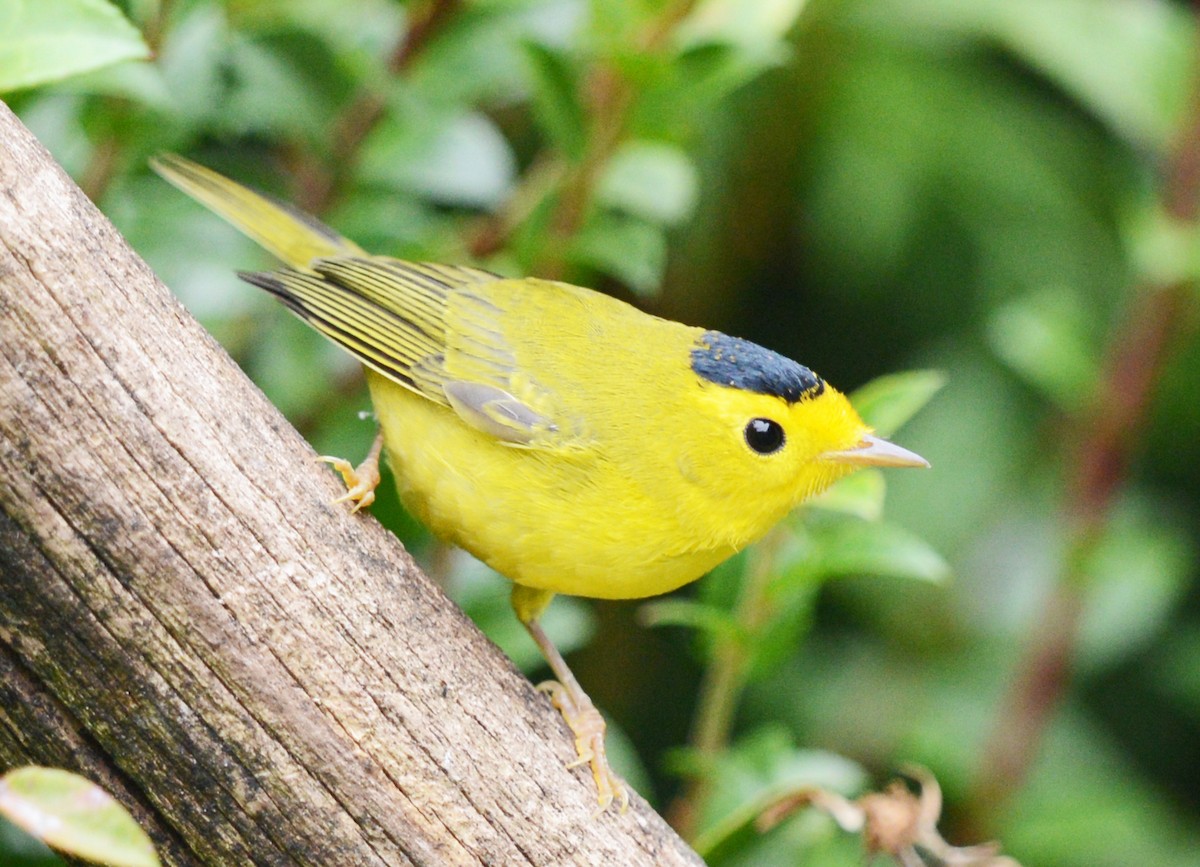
[297,279,436,364]
[239,271,417,373]
[421,261,500,284]
[315,259,446,338]
[297,271,437,346]
[239,258,506,407]
[238,269,441,396]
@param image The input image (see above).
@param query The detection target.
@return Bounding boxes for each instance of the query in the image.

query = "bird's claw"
[316,454,379,513]
[537,680,629,815]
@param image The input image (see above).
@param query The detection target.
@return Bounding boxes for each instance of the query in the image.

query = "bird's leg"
[514,586,628,814]
[317,428,384,513]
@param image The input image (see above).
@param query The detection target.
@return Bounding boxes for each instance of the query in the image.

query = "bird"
[151,153,929,812]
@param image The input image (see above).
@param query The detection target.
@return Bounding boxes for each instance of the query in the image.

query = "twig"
[666,526,791,838]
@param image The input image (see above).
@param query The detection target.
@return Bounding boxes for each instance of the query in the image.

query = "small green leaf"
[0,0,150,93]
[1076,508,1194,672]
[569,213,668,296]
[0,768,159,867]
[986,288,1097,412]
[797,519,950,585]
[47,58,170,107]
[521,40,586,161]
[639,598,744,646]
[698,548,751,612]
[688,726,866,857]
[597,141,699,226]
[362,111,516,209]
[154,3,228,124]
[849,370,946,438]
[808,469,886,521]
[673,39,787,107]
[409,112,516,208]
[744,581,819,681]
[1127,205,1200,292]
[677,0,809,49]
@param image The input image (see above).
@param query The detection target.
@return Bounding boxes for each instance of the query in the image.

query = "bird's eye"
[744,418,785,454]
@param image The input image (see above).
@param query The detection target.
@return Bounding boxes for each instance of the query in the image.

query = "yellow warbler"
[151,154,928,812]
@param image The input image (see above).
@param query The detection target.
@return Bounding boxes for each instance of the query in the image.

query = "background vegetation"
[3,0,1199,864]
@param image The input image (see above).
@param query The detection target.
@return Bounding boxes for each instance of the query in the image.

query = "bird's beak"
[821,434,929,468]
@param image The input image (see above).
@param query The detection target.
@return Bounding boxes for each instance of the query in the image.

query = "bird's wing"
[240,257,576,448]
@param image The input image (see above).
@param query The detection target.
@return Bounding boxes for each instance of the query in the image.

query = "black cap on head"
[690,332,825,404]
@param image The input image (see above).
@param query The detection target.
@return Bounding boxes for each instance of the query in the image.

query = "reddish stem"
[967,28,1200,829]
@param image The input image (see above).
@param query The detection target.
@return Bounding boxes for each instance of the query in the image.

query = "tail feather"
[150,154,363,268]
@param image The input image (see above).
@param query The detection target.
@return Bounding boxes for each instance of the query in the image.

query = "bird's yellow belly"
[367,373,736,599]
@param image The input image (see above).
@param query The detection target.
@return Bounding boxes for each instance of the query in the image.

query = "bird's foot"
[537,679,629,815]
[316,430,383,514]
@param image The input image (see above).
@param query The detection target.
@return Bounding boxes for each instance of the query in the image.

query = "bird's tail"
[149,153,363,269]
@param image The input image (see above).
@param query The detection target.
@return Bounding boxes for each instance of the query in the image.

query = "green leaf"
[792,519,950,585]
[569,212,668,296]
[154,3,228,124]
[745,580,819,682]
[362,111,516,209]
[0,0,150,93]
[597,141,699,226]
[215,32,341,141]
[636,40,787,138]
[986,288,1097,412]
[46,57,170,107]
[808,469,886,521]
[677,0,809,49]
[407,3,577,106]
[1127,204,1200,290]
[521,40,586,160]
[1076,507,1194,672]
[687,726,866,858]
[0,768,158,867]
[849,370,946,437]
[697,548,751,613]
[987,0,1194,150]
[638,598,744,646]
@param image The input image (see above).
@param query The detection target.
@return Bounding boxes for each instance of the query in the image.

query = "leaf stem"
[667,526,788,839]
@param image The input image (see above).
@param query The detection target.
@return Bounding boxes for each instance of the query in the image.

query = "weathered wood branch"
[0,102,701,866]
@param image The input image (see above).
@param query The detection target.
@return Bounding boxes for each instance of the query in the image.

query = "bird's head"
[683,332,927,541]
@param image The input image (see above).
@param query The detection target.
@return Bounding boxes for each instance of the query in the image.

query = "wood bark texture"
[0,102,703,866]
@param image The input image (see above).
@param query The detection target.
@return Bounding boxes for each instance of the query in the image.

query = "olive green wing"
[240,257,575,447]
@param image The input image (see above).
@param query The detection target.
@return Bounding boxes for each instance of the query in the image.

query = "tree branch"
[0,101,701,866]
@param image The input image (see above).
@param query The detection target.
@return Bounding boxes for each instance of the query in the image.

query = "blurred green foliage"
[4,0,1200,865]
